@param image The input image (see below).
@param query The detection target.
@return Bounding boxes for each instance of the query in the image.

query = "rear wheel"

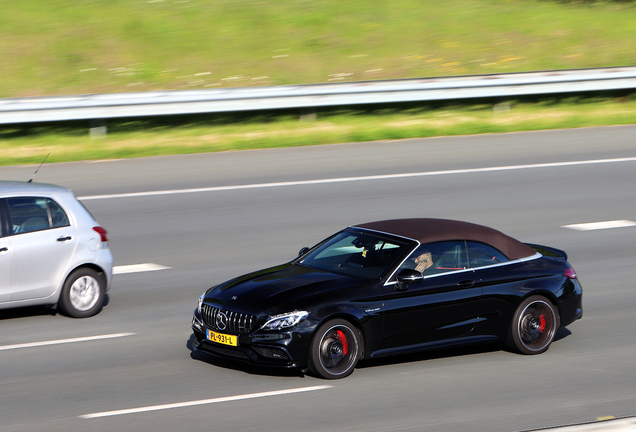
[507,295,559,355]
[309,319,362,379]
[58,268,105,318]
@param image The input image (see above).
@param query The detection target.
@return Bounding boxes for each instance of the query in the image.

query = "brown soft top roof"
[353,218,535,260]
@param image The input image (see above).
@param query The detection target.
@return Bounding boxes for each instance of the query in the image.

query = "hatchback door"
[7,197,78,301]
[10,230,77,301]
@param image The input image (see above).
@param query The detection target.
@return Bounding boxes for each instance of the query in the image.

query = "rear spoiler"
[525,243,568,260]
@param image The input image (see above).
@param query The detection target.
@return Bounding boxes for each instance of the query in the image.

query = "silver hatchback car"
[0,181,113,317]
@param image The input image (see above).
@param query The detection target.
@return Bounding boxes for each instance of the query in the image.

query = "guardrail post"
[299,108,317,122]
[90,119,107,138]
[493,102,511,113]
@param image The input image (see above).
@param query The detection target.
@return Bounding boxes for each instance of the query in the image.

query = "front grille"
[201,304,256,333]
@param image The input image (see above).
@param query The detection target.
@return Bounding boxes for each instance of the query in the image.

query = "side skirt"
[366,335,501,359]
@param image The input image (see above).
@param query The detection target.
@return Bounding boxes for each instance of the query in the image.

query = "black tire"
[58,268,105,318]
[507,295,559,355]
[308,319,362,379]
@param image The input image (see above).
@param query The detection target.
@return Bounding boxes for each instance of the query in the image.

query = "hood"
[203,263,369,315]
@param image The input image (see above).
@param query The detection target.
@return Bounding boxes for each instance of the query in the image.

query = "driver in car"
[414,252,434,273]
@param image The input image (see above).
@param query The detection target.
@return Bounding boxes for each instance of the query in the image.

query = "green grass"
[1,0,635,98]
[2,94,635,166]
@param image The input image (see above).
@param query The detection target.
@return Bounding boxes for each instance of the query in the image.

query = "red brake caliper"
[335,330,348,355]
[539,314,546,333]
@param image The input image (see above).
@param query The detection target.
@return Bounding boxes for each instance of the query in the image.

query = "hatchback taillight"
[564,265,577,280]
[93,226,108,242]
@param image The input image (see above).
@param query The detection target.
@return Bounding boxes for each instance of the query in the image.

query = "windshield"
[298,230,413,279]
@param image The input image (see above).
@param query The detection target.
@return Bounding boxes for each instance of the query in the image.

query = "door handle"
[57,236,72,242]
[457,280,475,288]
[0,247,8,252]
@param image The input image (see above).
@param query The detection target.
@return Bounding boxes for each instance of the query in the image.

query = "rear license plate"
[207,329,238,347]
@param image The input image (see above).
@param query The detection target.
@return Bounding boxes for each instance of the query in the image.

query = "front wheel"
[507,295,559,355]
[308,319,362,379]
[58,268,105,318]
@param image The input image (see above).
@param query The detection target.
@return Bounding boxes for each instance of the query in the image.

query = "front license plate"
[207,329,238,347]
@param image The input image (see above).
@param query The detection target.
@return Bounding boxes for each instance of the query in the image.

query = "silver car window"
[8,197,50,234]
[47,198,70,228]
[7,197,69,234]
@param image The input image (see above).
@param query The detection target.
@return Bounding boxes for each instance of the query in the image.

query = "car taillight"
[93,226,108,242]
[564,265,577,280]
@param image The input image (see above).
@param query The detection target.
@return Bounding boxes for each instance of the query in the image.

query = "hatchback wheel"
[58,268,105,318]
[309,319,362,379]
[507,295,559,355]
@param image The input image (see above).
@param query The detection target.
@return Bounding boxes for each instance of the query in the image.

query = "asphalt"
[1,124,636,432]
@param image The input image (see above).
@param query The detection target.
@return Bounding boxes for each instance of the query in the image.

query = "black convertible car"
[192,218,582,379]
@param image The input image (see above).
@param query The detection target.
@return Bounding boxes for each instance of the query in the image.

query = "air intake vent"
[253,346,290,360]
[200,342,250,360]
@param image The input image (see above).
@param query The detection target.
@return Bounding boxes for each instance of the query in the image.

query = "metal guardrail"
[1,66,635,125]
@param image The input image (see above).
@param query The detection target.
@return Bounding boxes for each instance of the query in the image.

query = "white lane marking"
[79,385,333,419]
[78,156,636,201]
[113,263,171,275]
[535,416,636,431]
[562,220,636,231]
[0,333,135,352]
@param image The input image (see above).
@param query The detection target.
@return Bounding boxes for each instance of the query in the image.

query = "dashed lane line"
[529,416,636,431]
[79,385,333,419]
[0,333,135,351]
[562,220,636,231]
[113,263,171,275]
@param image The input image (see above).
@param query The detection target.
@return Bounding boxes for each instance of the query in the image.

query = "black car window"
[300,230,412,280]
[7,197,58,234]
[397,241,468,276]
[467,241,508,268]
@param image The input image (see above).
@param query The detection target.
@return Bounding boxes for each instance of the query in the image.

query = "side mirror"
[396,269,423,291]
[298,247,310,257]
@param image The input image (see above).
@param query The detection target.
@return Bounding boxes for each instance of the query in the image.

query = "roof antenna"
[28,153,50,183]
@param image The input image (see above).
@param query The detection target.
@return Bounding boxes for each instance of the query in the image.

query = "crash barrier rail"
[1,66,635,129]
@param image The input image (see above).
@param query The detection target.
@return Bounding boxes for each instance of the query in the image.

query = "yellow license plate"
[207,329,238,347]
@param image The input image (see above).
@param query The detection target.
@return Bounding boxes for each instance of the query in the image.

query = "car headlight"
[197,294,204,315]
[261,311,309,331]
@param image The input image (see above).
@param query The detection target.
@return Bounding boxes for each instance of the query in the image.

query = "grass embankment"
[2,0,635,97]
[1,0,635,165]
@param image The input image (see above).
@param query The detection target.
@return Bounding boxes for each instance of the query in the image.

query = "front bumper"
[191,310,311,369]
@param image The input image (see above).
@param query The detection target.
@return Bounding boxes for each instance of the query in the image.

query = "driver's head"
[414,252,433,272]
